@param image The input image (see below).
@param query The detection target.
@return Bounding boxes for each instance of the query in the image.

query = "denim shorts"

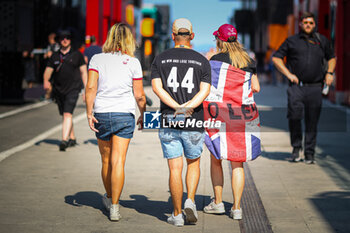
[158,128,205,159]
[94,112,135,140]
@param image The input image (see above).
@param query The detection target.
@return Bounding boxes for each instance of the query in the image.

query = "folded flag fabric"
[204,60,261,162]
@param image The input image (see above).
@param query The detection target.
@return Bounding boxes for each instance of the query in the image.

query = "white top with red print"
[89,52,143,114]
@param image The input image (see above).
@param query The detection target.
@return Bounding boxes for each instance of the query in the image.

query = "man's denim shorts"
[94,112,135,140]
[158,128,205,159]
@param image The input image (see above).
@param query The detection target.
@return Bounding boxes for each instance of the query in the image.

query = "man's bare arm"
[181,82,211,110]
[79,64,88,88]
[152,78,180,110]
[43,67,54,90]
[325,58,336,86]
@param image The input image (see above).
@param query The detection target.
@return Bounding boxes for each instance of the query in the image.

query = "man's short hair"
[300,12,315,21]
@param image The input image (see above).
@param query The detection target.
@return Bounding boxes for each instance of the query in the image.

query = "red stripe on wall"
[86,0,100,44]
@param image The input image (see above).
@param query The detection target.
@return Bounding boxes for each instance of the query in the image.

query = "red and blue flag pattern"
[204,60,261,162]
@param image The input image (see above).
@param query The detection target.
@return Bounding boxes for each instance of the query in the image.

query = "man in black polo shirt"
[272,12,336,164]
[43,30,87,151]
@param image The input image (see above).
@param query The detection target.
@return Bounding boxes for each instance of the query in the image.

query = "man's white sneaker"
[203,199,225,214]
[184,198,198,223]
[102,193,111,211]
[110,204,121,221]
[167,213,184,227]
[230,208,242,220]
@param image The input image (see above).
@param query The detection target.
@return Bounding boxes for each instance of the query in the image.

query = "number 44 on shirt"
[167,67,194,93]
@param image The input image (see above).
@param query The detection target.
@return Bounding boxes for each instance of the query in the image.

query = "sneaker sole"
[230,211,242,220]
[203,208,225,214]
[174,223,184,227]
[167,221,184,227]
[110,215,121,221]
[184,207,198,223]
[110,217,120,221]
[305,161,316,164]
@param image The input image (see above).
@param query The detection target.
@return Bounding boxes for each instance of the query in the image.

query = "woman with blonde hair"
[203,24,260,220]
[85,23,146,221]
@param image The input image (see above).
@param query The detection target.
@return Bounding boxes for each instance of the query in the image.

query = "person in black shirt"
[43,30,88,151]
[272,12,336,164]
[203,24,260,220]
[151,18,211,226]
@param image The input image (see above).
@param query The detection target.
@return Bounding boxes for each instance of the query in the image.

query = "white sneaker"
[110,204,121,221]
[203,199,225,214]
[230,208,242,220]
[167,213,184,227]
[102,193,111,211]
[184,198,198,223]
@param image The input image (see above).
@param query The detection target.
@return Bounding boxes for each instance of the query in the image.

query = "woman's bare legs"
[231,161,244,210]
[210,153,224,204]
[97,138,112,197]
[110,135,131,204]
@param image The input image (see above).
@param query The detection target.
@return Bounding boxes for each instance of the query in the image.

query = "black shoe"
[304,154,315,164]
[59,140,68,151]
[289,148,303,162]
[68,139,77,147]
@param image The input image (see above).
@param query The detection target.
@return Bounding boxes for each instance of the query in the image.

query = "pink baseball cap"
[213,24,237,42]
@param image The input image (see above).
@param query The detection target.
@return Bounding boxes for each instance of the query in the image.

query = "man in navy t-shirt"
[84,35,102,67]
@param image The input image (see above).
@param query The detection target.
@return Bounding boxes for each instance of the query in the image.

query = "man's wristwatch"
[327,71,334,75]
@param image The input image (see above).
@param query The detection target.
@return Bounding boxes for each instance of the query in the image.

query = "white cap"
[172,18,192,34]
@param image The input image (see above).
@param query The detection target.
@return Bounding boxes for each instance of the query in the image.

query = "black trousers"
[287,84,322,155]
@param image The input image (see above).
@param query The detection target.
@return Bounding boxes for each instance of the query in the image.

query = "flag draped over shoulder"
[204,60,261,162]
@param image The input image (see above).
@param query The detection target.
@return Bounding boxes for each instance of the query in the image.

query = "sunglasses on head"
[303,21,314,25]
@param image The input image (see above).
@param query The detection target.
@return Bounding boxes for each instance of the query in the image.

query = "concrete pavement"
[253,85,350,233]
[0,84,349,233]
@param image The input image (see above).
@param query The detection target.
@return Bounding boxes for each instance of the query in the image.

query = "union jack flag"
[204,61,261,162]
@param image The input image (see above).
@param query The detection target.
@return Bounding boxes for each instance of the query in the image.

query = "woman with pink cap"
[203,24,260,220]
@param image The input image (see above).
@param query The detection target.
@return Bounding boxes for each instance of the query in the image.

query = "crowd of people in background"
[21,30,289,96]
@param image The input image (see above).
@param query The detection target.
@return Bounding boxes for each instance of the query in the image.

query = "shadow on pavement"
[260,151,290,161]
[119,194,172,221]
[316,146,350,190]
[310,191,350,233]
[35,138,61,146]
[65,191,107,216]
[84,139,98,145]
[119,193,232,223]
[259,107,347,133]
